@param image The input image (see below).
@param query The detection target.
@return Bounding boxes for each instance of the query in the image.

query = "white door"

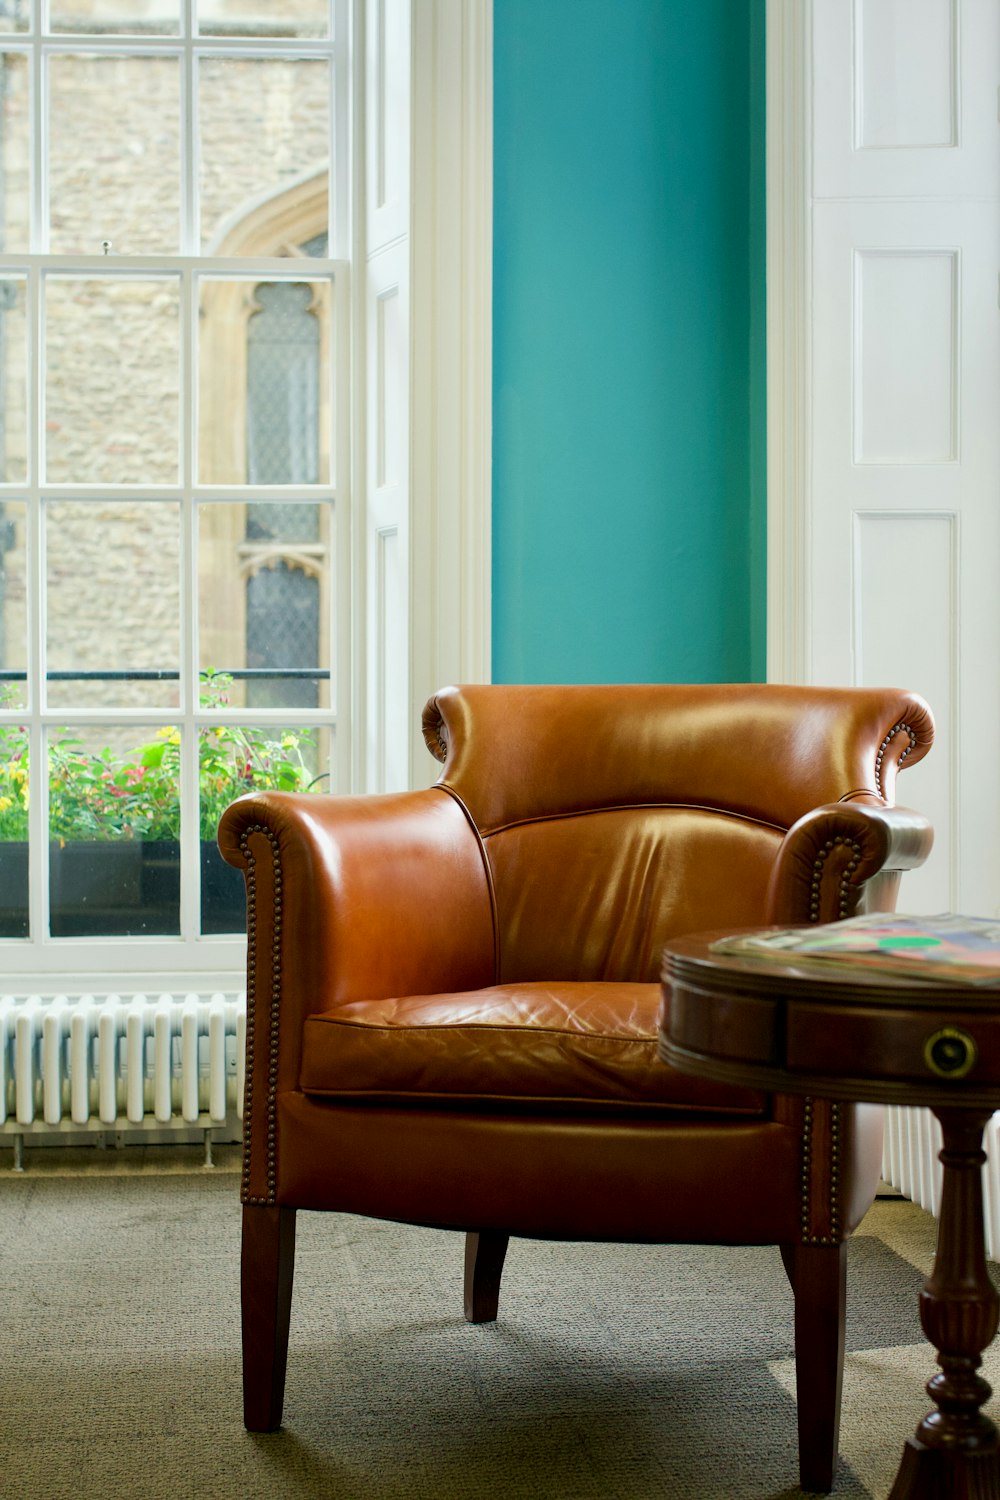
[776,0,1000,914]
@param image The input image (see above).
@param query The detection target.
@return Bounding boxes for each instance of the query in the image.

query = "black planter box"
[0,841,28,938]
[201,839,247,934]
[0,838,246,938]
[49,838,180,937]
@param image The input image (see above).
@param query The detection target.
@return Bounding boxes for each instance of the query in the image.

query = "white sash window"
[0,0,492,992]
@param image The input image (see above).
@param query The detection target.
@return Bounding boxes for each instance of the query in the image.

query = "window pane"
[198,57,329,254]
[199,502,331,710]
[0,500,26,707]
[197,0,328,38]
[0,3,29,36]
[249,283,325,481]
[48,55,181,254]
[0,719,28,937]
[46,500,181,710]
[0,53,29,250]
[198,276,331,485]
[45,277,180,484]
[48,724,180,937]
[199,720,330,933]
[49,0,179,34]
[0,279,27,482]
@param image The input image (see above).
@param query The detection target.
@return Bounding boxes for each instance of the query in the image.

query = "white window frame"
[1,0,493,992]
[1,3,347,989]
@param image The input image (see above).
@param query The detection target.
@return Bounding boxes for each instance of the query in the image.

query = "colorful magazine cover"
[711,913,1000,985]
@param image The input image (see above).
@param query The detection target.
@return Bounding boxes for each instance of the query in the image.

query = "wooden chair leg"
[242,1203,297,1432]
[780,1240,847,1495]
[464,1230,510,1323]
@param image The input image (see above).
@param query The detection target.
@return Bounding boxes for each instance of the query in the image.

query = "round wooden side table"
[660,931,1000,1500]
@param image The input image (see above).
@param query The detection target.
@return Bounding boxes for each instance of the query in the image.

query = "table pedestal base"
[888,1108,1000,1500]
[889,1435,1000,1500]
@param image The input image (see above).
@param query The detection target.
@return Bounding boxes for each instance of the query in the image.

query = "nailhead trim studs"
[800,1097,813,1239]
[874,721,918,800]
[799,1097,842,1245]
[803,835,850,1245]
[797,714,916,1241]
[809,835,864,922]
[238,824,282,1207]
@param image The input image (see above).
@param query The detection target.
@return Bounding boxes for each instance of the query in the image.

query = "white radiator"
[0,993,246,1157]
[882,1105,1000,1258]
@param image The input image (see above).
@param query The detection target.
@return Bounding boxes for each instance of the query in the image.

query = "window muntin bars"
[0,2,346,964]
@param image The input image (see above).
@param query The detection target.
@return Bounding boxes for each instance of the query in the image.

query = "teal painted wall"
[492,0,766,684]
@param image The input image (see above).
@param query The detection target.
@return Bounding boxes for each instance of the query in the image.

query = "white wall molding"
[358,0,412,793]
[765,0,810,684]
[409,0,493,782]
[356,0,492,790]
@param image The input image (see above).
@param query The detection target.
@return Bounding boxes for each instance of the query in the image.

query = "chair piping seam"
[435,783,501,983]
[461,800,788,840]
[304,1017,658,1042]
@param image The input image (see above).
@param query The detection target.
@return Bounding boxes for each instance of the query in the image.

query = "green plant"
[0,697,28,840]
[0,674,319,844]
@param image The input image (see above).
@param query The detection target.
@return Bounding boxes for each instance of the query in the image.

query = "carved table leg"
[889,1107,1000,1500]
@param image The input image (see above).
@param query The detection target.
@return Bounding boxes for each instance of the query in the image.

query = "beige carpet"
[0,1146,992,1500]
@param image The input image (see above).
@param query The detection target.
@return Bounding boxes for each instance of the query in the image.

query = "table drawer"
[786,1002,1000,1088]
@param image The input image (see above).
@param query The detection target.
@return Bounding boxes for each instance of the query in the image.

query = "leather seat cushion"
[300,981,767,1115]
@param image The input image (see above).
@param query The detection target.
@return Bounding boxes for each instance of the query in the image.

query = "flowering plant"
[0,675,319,843]
[0,708,27,840]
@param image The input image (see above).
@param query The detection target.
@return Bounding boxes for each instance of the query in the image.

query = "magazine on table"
[710,912,1000,986]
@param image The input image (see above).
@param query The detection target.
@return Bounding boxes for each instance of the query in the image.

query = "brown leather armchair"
[219,683,935,1493]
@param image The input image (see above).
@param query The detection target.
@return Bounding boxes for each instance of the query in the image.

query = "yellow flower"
[0,795,11,813]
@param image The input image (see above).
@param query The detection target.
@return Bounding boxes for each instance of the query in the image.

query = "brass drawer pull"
[923,1027,978,1080]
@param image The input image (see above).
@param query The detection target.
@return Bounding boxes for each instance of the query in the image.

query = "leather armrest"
[765,797,934,926]
[218,787,496,1096]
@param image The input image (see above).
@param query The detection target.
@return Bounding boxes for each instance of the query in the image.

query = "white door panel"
[792,0,1000,915]
[812,0,998,199]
